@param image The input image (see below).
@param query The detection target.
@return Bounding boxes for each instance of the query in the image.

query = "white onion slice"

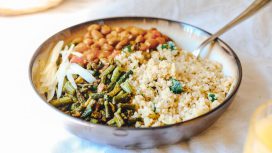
[66,71,77,89]
[50,41,64,63]
[69,63,96,83]
[56,72,65,98]
[47,86,56,102]
[71,51,83,57]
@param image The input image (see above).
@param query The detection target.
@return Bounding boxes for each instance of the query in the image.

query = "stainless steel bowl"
[29,17,242,149]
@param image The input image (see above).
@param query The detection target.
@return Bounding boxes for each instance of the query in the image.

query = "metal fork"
[192,0,272,58]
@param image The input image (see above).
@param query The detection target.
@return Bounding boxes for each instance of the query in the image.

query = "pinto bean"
[107,37,120,46]
[87,24,101,31]
[98,38,107,46]
[144,32,153,39]
[102,43,114,52]
[150,29,162,38]
[128,26,145,36]
[156,37,166,44]
[145,39,159,49]
[84,32,91,38]
[119,31,130,40]
[91,30,103,40]
[113,27,124,33]
[84,48,100,61]
[139,43,148,51]
[83,38,94,46]
[74,43,89,52]
[72,37,83,44]
[135,35,145,43]
[110,31,118,37]
[99,51,111,58]
[101,25,111,35]
[91,43,101,50]
[115,38,129,50]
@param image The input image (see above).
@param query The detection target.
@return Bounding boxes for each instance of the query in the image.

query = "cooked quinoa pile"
[39,24,233,128]
[115,44,233,127]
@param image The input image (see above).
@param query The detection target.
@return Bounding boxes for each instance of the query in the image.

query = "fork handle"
[194,0,271,57]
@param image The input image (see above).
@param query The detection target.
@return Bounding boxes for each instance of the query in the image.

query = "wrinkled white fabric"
[0,0,271,153]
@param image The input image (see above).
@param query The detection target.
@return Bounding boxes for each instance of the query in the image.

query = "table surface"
[0,0,271,153]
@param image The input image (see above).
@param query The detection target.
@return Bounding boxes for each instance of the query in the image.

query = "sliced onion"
[40,41,64,101]
[66,71,77,89]
[71,51,83,57]
[88,70,94,75]
[56,72,65,98]
[56,61,69,98]
[69,63,96,83]
[50,41,64,63]
[47,86,56,102]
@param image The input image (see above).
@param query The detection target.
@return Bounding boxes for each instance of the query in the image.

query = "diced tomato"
[70,55,85,66]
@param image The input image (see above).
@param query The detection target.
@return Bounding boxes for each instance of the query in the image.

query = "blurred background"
[0,0,271,153]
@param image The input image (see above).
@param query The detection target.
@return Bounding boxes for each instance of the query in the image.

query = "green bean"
[99,65,115,78]
[86,62,92,70]
[90,93,105,100]
[71,102,83,112]
[107,82,116,91]
[114,113,124,127]
[107,118,115,125]
[90,118,98,124]
[104,101,110,118]
[113,92,130,104]
[127,118,137,125]
[76,90,85,103]
[81,100,93,118]
[107,83,121,97]
[100,76,106,84]
[118,103,136,110]
[109,102,116,113]
[64,82,75,95]
[93,70,100,77]
[91,111,101,119]
[111,66,122,83]
[79,84,97,92]
[50,97,73,107]
[116,107,122,114]
[117,70,133,84]
[127,117,142,125]
[107,74,112,80]
[67,94,78,103]
[116,91,124,97]
[88,85,97,92]
[79,87,88,93]
[120,80,133,93]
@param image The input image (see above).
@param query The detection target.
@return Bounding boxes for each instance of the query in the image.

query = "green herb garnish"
[170,78,183,94]
[122,45,132,53]
[208,93,217,102]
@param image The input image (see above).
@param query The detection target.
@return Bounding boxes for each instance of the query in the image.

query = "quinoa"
[115,44,233,127]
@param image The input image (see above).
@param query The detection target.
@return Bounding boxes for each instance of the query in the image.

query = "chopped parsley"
[170,78,183,94]
[208,93,217,102]
[161,44,168,49]
[122,45,132,53]
[167,41,176,50]
[160,41,177,51]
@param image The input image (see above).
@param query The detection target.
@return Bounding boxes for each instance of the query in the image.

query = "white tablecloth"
[1,0,271,153]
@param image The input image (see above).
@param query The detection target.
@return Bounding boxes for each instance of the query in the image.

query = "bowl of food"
[29,17,242,148]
